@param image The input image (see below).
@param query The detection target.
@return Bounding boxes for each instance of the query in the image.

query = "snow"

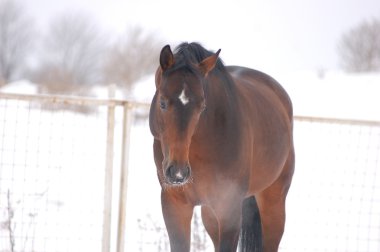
[277,71,380,121]
[0,71,379,251]
[132,75,156,103]
[0,80,38,94]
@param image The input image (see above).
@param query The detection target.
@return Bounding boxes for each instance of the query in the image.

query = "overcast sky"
[24,0,380,74]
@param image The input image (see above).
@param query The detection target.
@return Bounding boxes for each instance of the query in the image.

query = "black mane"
[169,42,226,75]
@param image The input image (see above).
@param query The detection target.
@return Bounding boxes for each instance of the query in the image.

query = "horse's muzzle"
[165,163,191,185]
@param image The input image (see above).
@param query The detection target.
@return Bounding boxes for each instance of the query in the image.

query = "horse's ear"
[199,49,221,76]
[160,45,174,71]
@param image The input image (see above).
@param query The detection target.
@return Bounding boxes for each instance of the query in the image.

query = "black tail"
[239,196,263,252]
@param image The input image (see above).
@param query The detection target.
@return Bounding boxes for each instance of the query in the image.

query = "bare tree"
[33,12,106,94]
[0,0,34,84]
[103,26,162,96]
[338,18,380,72]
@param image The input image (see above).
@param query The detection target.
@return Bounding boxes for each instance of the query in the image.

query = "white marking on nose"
[175,171,184,180]
[179,89,189,105]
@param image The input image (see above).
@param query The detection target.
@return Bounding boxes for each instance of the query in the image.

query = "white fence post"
[116,102,134,252]
[102,85,116,252]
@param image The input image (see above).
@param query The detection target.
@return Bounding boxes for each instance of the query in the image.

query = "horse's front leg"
[161,190,194,252]
[215,199,243,252]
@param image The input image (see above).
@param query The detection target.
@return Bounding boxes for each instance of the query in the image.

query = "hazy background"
[24,0,380,72]
[1,0,379,98]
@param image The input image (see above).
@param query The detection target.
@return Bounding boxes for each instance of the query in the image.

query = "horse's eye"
[160,99,167,110]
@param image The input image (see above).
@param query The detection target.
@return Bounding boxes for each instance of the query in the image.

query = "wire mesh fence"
[0,93,379,252]
[0,97,111,252]
[282,117,380,252]
[0,93,142,252]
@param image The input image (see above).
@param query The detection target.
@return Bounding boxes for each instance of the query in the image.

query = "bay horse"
[149,42,294,252]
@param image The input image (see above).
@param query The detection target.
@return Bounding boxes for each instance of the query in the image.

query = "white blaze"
[179,89,189,105]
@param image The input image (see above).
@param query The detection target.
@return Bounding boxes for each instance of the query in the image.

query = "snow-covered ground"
[0,71,379,251]
[277,71,380,121]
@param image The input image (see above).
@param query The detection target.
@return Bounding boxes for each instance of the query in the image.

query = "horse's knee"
[216,205,243,251]
[201,206,219,246]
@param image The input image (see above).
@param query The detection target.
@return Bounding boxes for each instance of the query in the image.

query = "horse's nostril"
[165,164,191,184]
[184,166,191,177]
[165,165,175,179]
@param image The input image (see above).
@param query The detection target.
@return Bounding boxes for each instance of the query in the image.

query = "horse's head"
[151,44,220,186]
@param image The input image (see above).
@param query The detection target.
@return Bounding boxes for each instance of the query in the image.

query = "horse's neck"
[193,74,242,161]
[201,74,240,135]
